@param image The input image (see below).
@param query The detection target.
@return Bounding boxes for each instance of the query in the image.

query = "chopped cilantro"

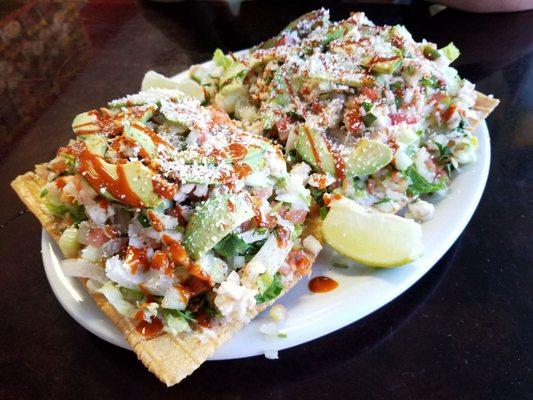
[362,102,373,112]
[404,165,446,196]
[420,76,441,89]
[423,46,441,60]
[286,149,299,163]
[161,308,196,323]
[214,233,251,258]
[292,223,303,240]
[389,81,404,91]
[137,213,151,228]
[362,113,377,127]
[319,206,328,220]
[255,273,283,304]
[375,198,392,205]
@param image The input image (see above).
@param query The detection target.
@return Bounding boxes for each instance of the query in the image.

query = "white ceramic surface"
[41,62,491,359]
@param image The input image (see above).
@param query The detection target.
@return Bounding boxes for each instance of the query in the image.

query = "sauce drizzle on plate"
[308,276,339,293]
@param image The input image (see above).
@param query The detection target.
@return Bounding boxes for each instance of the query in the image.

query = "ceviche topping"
[39,87,317,336]
[191,9,489,216]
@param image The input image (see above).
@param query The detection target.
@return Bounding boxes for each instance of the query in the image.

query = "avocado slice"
[220,62,247,87]
[371,58,402,75]
[72,108,118,136]
[183,192,255,260]
[124,122,157,158]
[296,126,337,176]
[121,162,163,208]
[344,139,393,177]
[78,134,108,156]
[78,152,163,208]
[123,106,154,123]
[362,49,403,75]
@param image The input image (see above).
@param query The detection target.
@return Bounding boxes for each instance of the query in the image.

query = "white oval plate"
[41,63,491,360]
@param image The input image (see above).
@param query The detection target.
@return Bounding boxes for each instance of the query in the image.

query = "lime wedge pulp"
[322,196,423,267]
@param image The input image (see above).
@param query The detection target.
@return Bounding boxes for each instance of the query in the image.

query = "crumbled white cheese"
[214,271,256,322]
[406,199,435,222]
[308,173,336,189]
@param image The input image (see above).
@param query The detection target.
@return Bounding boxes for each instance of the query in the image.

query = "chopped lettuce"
[404,165,446,196]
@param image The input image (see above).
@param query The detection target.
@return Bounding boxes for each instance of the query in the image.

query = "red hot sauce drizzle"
[309,276,339,293]
[227,143,248,160]
[73,108,122,137]
[125,246,149,274]
[303,126,322,171]
[135,316,164,337]
[77,147,145,208]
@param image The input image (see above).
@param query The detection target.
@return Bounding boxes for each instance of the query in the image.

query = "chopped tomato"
[150,250,174,275]
[362,87,379,101]
[389,113,418,125]
[287,249,311,275]
[280,208,307,224]
[442,104,457,122]
[345,109,364,135]
[86,228,111,248]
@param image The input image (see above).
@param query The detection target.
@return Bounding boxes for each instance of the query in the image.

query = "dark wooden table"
[0,1,531,399]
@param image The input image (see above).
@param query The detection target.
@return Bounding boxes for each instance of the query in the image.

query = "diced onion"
[62,258,108,284]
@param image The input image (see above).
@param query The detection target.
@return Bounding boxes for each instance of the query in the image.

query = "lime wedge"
[322,196,423,267]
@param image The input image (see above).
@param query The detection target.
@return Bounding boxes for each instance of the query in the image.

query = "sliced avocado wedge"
[72,108,119,136]
[124,122,156,159]
[183,192,255,260]
[344,139,393,177]
[121,162,163,208]
[296,126,337,176]
[141,70,205,102]
[220,62,247,87]
[372,58,402,74]
[78,151,163,208]
[78,134,108,156]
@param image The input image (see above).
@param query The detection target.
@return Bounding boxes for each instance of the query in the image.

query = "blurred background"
[0,0,531,161]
